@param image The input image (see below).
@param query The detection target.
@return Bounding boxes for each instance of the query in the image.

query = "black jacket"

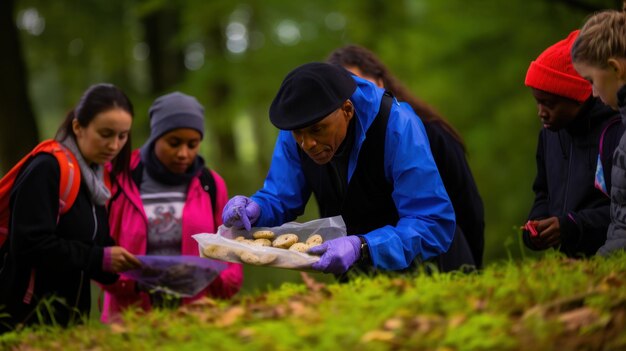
[599,85,626,255]
[0,154,118,331]
[301,94,476,273]
[524,98,624,257]
[425,122,485,268]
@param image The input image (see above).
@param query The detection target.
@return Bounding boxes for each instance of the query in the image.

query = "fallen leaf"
[237,327,256,341]
[215,306,245,327]
[288,300,313,318]
[360,330,395,343]
[300,272,326,293]
[109,323,127,334]
[470,297,488,311]
[448,314,466,328]
[599,272,623,291]
[558,307,599,332]
[188,296,218,308]
[389,278,410,293]
[383,317,404,330]
[411,315,443,334]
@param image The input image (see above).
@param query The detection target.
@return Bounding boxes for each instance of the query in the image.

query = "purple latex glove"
[222,195,261,231]
[308,236,362,274]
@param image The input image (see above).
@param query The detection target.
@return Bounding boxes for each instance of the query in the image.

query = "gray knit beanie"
[146,92,205,145]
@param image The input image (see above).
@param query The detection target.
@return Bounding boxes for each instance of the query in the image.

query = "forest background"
[0,0,622,294]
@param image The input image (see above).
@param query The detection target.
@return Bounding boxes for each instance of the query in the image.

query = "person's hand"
[222,195,261,231]
[530,217,561,249]
[308,236,362,274]
[104,247,142,273]
[523,220,539,237]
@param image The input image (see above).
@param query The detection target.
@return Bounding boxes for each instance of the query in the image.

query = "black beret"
[269,62,357,130]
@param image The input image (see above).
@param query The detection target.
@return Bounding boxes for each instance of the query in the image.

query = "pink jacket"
[101,150,242,322]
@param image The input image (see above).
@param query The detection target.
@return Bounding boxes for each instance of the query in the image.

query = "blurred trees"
[0,0,38,169]
[3,0,622,275]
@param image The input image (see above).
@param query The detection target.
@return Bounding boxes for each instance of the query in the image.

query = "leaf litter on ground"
[1,250,626,351]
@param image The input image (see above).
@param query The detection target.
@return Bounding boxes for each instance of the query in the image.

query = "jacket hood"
[566,97,616,136]
[350,75,386,136]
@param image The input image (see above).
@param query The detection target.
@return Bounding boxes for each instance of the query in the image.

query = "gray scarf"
[60,136,111,206]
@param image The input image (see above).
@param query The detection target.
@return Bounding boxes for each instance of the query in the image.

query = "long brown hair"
[327,45,466,150]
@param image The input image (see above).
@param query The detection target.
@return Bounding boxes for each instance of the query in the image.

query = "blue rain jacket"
[251,76,455,270]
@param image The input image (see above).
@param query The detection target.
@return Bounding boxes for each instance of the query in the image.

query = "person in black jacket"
[522,30,624,257]
[0,84,141,332]
[572,9,626,256]
[327,45,484,270]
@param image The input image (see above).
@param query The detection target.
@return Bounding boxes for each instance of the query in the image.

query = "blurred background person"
[328,45,483,270]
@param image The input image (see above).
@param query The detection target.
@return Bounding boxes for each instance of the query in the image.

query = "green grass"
[2,251,626,351]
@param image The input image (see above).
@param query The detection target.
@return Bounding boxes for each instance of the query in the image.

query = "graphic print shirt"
[140,169,188,256]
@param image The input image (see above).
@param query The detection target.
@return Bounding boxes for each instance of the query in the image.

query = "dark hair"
[56,83,134,176]
[327,45,466,150]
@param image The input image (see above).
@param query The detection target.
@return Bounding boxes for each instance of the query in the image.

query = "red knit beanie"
[525,30,591,102]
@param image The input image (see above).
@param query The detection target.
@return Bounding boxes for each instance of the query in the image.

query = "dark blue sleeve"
[524,131,549,250]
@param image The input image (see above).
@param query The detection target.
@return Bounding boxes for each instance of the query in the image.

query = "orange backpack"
[0,140,81,247]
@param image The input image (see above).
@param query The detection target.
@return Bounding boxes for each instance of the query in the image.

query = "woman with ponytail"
[572,7,626,255]
[0,83,140,332]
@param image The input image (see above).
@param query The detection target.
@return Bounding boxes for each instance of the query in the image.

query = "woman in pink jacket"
[102,92,243,322]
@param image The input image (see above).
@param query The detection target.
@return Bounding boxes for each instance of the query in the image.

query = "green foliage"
[264,282,307,304]
[3,252,626,350]
[10,0,622,292]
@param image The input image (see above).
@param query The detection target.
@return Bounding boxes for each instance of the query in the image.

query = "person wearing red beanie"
[525,30,592,104]
[521,30,624,257]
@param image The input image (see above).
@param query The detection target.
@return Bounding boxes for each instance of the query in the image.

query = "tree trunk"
[205,22,236,165]
[143,6,185,94]
[0,0,39,174]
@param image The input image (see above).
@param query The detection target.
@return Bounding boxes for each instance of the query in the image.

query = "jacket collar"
[566,97,616,136]
[347,76,387,181]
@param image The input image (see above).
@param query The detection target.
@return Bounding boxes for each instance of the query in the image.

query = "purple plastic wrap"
[121,255,227,297]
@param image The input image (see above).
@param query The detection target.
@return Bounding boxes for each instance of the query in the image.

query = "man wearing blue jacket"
[222,62,455,275]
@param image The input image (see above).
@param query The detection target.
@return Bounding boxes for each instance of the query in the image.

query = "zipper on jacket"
[75,203,97,309]
[557,131,567,160]
[0,251,7,275]
[74,271,84,309]
[91,203,97,240]
[563,145,573,213]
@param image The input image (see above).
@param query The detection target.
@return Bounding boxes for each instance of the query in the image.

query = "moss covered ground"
[2,251,625,351]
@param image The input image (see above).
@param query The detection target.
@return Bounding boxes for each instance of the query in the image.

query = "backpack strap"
[0,140,81,246]
[131,161,144,189]
[594,116,622,196]
[199,168,218,229]
[53,142,81,214]
[599,116,621,161]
